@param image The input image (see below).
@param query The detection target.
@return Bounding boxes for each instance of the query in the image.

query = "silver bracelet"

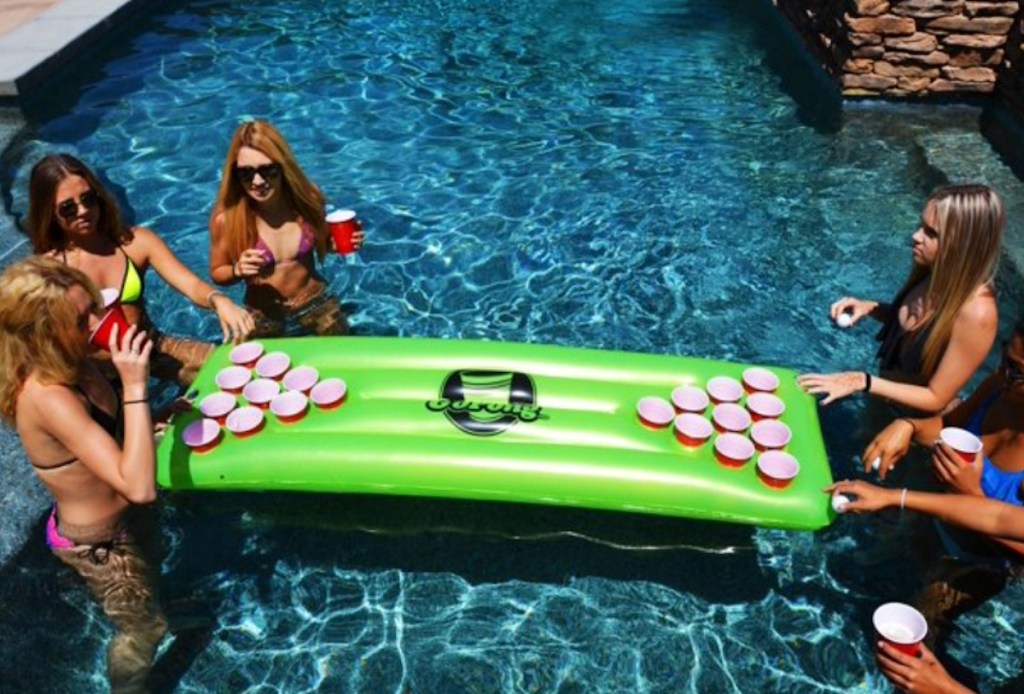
[206,289,226,309]
[899,488,908,510]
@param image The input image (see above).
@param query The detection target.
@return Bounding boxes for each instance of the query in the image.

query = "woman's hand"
[932,441,984,496]
[210,294,255,344]
[875,641,973,694]
[862,418,915,478]
[830,296,878,327]
[235,248,268,278]
[797,371,867,406]
[351,221,366,251]
[824,480,899,513]
[109,323,153,392]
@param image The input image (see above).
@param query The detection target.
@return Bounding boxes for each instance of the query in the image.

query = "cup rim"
[311,377,347,405]
[226,405,265,433]
[183,418,221,447]
[229,341,264,365]
[326,209,357,223]
[714,432,755,460]
[674,412,712,438]
[872,602,928,643]
[199,391,237,417]
[707,376,743,402]
[757,450,800,480]
[939,426,983,453]
[751,419,792,447]
[637,396,674,426]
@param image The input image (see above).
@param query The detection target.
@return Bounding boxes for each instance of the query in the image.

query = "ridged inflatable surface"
[158,337,835,530]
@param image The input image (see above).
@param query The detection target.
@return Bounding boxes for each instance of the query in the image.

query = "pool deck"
[0,0,141,101]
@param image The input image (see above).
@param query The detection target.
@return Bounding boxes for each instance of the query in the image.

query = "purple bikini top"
[254,222,315,265]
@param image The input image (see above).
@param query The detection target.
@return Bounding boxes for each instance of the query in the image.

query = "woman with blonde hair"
[0,257,167,692]
[799,185,1003,414]
[209,119,364,336]
[27,153,253,387]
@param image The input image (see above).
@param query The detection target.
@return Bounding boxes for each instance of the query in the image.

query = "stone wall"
[773,0,1023,106]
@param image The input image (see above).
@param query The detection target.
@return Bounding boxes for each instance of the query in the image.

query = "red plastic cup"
[746,392,785,421]
[310,378,347,409]
[873,603,927,657]
[939,427,983,463]
[714,433,755,467]
[215,366,252,394]
[750,419,792,452]
[742,367,779,394]
[89,303,132,351]
[671,385,709,415]
[198,391,237,425]
[712,403,751,434]
[182,418,222,453]
[256,351,291,381]
[674,413,713,447]
[636,396,674,430]
[757,451,800,488]
[226,406,265,438]
[271,390,308,424]
[706,376,743,405]
[326,209,361,254]
[229,341,264,368]
[283,366,320,394]
[242,378,280,409]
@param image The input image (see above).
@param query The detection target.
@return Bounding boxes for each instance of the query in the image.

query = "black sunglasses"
[235,163,281,185]
[56,191,100,220]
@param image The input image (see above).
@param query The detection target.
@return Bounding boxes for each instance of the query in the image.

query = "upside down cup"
[674,413,713,447]
[757,451,800,488]
[714,433,755,467]
[637,396,674,430]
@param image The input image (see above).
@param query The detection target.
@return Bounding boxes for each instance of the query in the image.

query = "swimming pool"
[3,0,1024,690]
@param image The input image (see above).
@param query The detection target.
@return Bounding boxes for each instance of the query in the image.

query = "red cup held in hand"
[939,427,983,463]
[89,303,132,352]
[326,209,362,255]
[873,602,928,657]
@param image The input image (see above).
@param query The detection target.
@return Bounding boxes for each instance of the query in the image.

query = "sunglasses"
[56,191,100,220]
[235,163,281,185]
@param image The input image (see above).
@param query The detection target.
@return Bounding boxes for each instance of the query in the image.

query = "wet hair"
[0,257,101,424]
[897,184,1004,378]
[210,120,328,261]
[26,153,128,254]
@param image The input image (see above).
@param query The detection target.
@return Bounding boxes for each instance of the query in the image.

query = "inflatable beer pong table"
[157,337,837,530]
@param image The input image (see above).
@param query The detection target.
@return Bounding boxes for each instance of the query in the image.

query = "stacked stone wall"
[773,0,1024,112]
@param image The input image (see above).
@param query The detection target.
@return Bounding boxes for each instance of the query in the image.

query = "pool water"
[3,0,1024,690]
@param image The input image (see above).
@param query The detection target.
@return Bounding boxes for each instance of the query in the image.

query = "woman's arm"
[799,294,997,412]
[40,325,156,503]
[827,480,1024,542]
[131,226,254,343]
[209,212,265,286]
[830,296,890,326]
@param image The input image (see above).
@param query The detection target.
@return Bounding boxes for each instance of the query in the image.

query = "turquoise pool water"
[3,0,1024,690]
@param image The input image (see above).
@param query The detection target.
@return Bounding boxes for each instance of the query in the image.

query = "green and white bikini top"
[62,244,144,305]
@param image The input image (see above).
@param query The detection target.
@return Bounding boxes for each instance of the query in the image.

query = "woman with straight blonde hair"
[0,257,167,692]
[799,184,1003,414]
[209,120,363,336]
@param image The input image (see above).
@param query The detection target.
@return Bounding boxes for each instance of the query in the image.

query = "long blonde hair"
[26,153,129,254]
[211,120,328,261]
[0,257,101,424]
[896,184,1004,378]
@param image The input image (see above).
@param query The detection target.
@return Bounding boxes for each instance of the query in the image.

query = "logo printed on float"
[426,370,542,436]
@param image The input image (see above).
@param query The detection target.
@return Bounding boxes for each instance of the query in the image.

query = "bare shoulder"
[210,209,227,235]
[956,288,998,331]
[18,379,81,424]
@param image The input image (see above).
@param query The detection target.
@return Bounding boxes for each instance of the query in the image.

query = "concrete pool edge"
[0,0,152,102]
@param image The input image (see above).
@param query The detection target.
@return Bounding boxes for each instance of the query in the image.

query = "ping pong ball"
[832,493,852,513]
[837,313,853,328]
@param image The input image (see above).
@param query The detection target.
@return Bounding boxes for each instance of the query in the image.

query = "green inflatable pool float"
[158,337,836,530]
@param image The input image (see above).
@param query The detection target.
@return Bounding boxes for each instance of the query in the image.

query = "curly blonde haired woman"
[799,185,1003,414]
[0,257,167,692]
[209,120,364,336]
